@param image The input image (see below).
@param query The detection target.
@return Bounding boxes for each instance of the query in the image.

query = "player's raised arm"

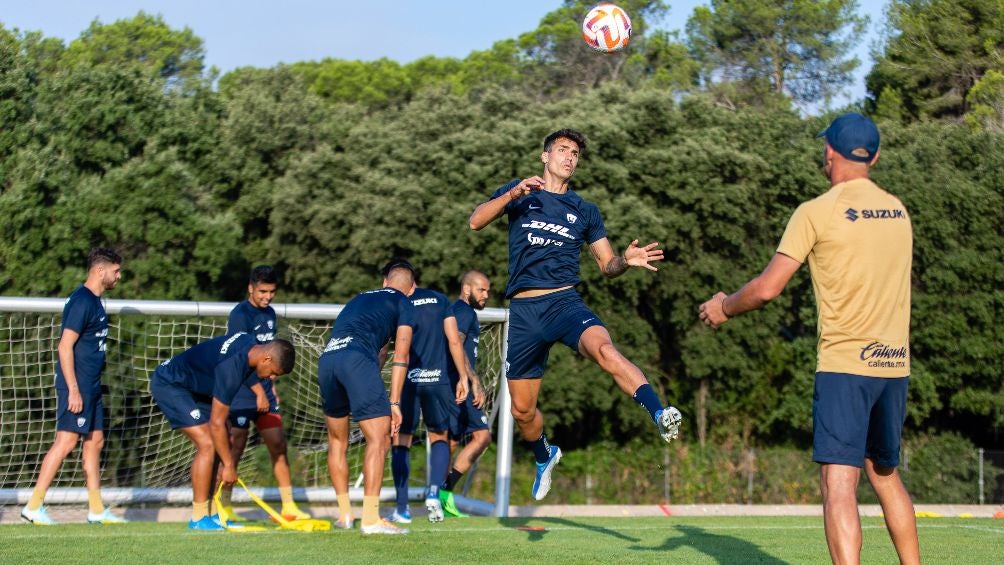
[468,176,544,230]
[589,237,664,278]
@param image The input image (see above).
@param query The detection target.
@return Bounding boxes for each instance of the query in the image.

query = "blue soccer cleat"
[656,406,683,443]
[188,515,225,531]
[389,509,412,524]
[531,445,562,501]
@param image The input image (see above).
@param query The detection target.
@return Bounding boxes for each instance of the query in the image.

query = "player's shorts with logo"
[812,371,909,468]
[150,365,212,429]
[229,380,281,430]
[450,389,489,439]
[56,389,105,433]
[318,346,390,421]
[506,288,604,379]
[229,404,282,430]
[400,381,458,435]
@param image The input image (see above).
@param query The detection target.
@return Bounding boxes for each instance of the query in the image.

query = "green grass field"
[1,516,1001,564]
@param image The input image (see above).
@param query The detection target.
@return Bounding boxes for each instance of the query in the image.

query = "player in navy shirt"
[388,262,471,524]
[217,266,310,522]
[150,333,295,530]
[317,261,416,535]
[22,248,126,526]
[469,129,683,501]
[437,270,493,518]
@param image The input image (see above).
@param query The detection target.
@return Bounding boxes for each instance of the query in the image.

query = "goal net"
[0,297,512,515]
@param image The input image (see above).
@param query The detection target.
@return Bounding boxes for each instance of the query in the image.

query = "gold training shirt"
[776,178,912,377]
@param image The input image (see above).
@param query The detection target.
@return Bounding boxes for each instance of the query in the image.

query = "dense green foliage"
[0,1,1001,463]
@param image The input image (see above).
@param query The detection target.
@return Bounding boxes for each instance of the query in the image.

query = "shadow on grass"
[631,524,787,563]
[500,517,641,543]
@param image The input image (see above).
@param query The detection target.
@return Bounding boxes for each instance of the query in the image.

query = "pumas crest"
[77,417,87,428]
[190,409,201,421]
[566,213,577,224]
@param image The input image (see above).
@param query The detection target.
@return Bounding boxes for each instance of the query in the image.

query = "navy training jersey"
[227,300,278,410]
[491,180,607,298]
[407,287,452,387]
[228,300,277,344]
[324,288,415,358]
[157,333,260,405]
[55,285,109,395]
[447,299,480,385]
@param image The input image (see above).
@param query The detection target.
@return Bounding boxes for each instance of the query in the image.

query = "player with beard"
[438,270,492,517]
[22,248,127,525]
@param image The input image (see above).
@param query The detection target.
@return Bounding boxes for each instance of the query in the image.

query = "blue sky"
[2,1,886,107]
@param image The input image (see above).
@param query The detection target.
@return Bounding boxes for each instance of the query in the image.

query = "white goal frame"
[0,296,515,517]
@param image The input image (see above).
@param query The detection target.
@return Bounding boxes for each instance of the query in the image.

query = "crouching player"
[151,333,295,530]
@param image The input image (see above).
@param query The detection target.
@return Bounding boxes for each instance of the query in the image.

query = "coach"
[699,113,919,565]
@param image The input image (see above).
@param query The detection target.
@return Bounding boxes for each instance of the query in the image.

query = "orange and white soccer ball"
[582,3,632,53]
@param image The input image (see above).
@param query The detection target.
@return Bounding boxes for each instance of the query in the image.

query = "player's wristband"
[391,361,407,368]
[389,402,400,407]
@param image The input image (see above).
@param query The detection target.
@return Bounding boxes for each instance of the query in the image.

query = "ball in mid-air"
[582,3,632,53]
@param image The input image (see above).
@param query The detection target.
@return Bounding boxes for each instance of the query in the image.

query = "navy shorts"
[150,366,212,429]
[400,382,458,435]
[450,388,490,439]
[318,348,390,421]
[506,288,604,380]
[229,404,281,430]
[56,390,104,433]
[813,372,910,468]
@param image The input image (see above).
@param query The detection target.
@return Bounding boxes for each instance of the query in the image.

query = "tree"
[867,0,1004,120]
[686,0,867,107]
[62,12,206,91]
[965,70,1004,132]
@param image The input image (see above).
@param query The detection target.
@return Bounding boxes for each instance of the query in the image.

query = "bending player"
[469,129,682,501]
[150,333,295,530]
[217,265,309,522]
[22,248,127,525]
[317,261,416,535]
[438,270,493,517]
[388,260,470,524]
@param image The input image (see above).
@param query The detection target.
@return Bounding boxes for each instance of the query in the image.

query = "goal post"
[0,296,514,516]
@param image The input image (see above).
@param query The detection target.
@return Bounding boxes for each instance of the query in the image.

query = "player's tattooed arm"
[591,237,663,278]
[603,255,630,277]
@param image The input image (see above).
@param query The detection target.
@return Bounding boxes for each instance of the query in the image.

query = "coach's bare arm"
[469,177,544,230]
[699,253,802,329]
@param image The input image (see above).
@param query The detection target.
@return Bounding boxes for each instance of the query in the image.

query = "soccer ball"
[582,3,632,53]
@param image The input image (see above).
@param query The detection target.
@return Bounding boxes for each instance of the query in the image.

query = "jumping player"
[388,260,470,524]
[438,270,493,518]
[150,333,295,530]
[217,265,310,522]
[22,248,127,525]
[469,129,682,501]
[317,261,416,535]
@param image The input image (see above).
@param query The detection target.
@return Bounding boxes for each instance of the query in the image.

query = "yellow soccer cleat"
[280,502,311,521]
